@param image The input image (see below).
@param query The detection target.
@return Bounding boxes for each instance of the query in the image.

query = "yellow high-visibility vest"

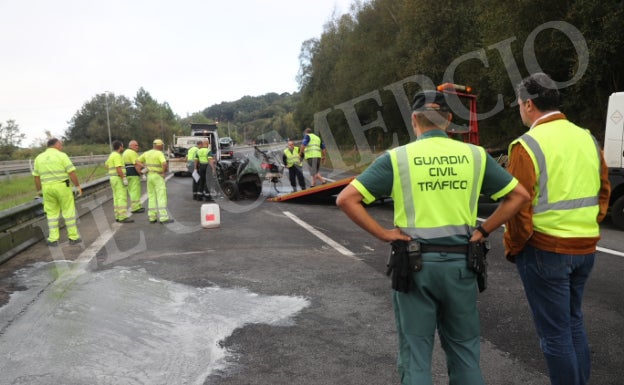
[284,147,302,167]
[138,149,166,173]
[510,119,601,237]
[196,147,212,164]
[389,136,486,239]
[106,151,125,177]
[304,133,322,159]
[187,146,199,162]
[32,148,76,185]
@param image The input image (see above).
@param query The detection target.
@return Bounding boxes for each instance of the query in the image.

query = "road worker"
[32,138,83,246]
[195,139,216,202]
[300,127,327,187]
[105,140,133,223]
[122,139,144,213]
[336,90,530,384]
[283,140,306,192]
[136,139,173,224]
[186,140,200,200]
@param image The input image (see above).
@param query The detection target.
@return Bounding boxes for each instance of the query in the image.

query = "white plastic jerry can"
[201,203,221,228]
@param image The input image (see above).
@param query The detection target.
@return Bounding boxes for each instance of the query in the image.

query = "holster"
[387,240,422,293]
[467,241,490,292]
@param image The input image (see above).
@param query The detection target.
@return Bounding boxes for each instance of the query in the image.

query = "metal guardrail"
[0,177,111,264]
[0,155,108,175]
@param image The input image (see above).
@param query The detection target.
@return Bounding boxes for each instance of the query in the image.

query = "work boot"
[160,219,175,224]
[69,238,82,245]
[116,218,135,223]
[205,195,215,202]
[46,240,59,247]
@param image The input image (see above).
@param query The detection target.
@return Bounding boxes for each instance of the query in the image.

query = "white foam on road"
[0,263,309,385]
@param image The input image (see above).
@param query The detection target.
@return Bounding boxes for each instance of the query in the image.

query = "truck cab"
[604,92,624,229]
[168,123,221,176]
[190,123,221,163]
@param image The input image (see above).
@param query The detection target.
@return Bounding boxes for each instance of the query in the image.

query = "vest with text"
[389,136,486,240]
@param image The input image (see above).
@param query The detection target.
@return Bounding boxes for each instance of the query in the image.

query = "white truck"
[168,123,221,176]
[604,92,624,229]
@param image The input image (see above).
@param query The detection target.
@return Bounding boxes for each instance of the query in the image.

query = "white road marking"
[282,211,360,260]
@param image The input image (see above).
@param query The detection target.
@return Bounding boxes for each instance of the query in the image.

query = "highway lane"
[0,175,622,384]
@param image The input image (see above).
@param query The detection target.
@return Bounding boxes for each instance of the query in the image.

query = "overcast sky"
[0,0,355,146]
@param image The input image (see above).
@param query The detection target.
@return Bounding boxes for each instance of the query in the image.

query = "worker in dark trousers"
[195,139,216,202]
[283,140,306,192]
[187,140,200,200]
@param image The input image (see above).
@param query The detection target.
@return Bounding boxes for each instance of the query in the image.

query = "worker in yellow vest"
[136,139,173,224]
[337,90,530,384]
[105,140,133,223]
[195,139,216,201]
[300,127,327,187]
[32,138,83,246]
[122,139,144,213]
[186,141,200,200]
[283,140,306,192]
[505,73,611,385]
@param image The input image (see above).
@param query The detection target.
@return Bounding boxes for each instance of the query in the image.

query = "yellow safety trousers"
[42,182,80,242]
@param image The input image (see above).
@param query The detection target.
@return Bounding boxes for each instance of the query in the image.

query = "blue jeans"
[515,245,594,385]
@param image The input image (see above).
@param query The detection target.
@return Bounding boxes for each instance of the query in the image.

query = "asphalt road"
[0,173,622,384]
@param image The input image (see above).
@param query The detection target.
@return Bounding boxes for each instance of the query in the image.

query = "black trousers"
[198,164,214,197]
[288,165,306,190]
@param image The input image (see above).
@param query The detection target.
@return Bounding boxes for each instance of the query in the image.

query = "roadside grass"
[0,165,108,212]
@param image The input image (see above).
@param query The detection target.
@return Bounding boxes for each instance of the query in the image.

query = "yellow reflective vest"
[510,119,601,237]
[122,148,140,176]
[187,146,199,162]
[284,147,302,167]
[196,147,212,164]
[32,148,76,185]
[138,149,166,173]
[388,137,486,239]
[106,151,125,177]
[303,133,322,159]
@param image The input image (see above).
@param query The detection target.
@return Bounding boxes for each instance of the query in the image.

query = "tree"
[0,120,26,160]
[0,120,26,147]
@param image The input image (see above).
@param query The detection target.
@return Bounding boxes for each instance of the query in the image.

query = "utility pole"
[105,92,112,152]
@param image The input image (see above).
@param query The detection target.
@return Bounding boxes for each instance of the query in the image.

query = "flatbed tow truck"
[268,83,478,203]
[267,177,356,202]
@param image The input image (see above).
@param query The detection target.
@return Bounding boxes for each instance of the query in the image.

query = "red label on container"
[205,214,215,221]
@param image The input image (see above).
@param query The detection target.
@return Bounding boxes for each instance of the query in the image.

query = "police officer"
[122,140,145,213]
[186,140,200,200]
[300,127,327,187]
[32,138,83,246]
[105,140,134,223]
[195,139,215,202]
[136,139,174,224]
[283,140,306,192]
[505,73,611,385]
[336,90,530,384]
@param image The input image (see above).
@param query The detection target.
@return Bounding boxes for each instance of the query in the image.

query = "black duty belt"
[420,244,469,254]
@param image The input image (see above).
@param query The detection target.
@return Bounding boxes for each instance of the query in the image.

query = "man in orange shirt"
[504,72,611,385]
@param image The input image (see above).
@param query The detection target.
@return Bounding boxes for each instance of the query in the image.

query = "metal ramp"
[267,177,355,202]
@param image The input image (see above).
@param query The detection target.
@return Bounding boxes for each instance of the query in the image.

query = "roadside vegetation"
[2,1,621,167]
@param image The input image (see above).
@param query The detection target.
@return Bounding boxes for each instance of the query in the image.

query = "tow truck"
[269,83,480,202]
[168,123,221,176]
